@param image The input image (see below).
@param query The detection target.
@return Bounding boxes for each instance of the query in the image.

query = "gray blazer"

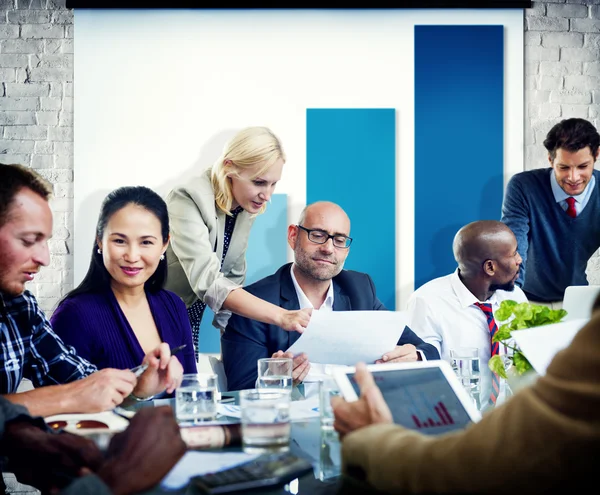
[164,168,256,327]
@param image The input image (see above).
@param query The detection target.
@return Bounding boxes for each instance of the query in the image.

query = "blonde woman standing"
[165,127,311,355]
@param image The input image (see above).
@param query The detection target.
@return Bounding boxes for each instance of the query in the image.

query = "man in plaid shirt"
[0,164,183,417]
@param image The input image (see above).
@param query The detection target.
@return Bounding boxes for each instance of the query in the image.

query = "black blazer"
[221,263,439,391]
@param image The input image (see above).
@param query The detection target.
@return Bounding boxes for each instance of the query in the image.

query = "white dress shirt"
[406,269,528,411]
[290,265,337,397]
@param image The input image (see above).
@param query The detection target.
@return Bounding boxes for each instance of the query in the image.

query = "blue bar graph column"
[414,25,504,290]
[307,109,396,309]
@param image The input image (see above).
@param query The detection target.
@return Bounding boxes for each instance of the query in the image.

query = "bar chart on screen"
[358,368,477,436]
[411,401,455,429]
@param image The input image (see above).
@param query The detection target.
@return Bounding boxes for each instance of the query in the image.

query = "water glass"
[240,389,291,454]
[175,373,217,424]
[449,347,481,408]
[319,378,340,430]
[319,425,341,481]
[256,358,293,391]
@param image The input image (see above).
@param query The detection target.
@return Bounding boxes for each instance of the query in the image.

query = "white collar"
[550,168,595,203]
[290,264,335,310]
[450,268,499,309]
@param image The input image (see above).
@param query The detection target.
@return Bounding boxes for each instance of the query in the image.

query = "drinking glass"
[318,377,341,480]
[255,357,293,391]
[319,377,340,430]
[175,373,217,424]
[449,347,481,409]
[319,425,342,481]
[240,389,291,454]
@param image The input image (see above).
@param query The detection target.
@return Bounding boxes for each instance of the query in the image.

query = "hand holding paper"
[286,310,407,366]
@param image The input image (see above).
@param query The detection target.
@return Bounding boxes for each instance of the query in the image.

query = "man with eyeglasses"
[222,201,439,392]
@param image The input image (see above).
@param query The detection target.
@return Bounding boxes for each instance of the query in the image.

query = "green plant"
[488,300,567,379]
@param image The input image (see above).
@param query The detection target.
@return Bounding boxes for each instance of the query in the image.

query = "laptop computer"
[333,360,481,436]
[562,285,600,321]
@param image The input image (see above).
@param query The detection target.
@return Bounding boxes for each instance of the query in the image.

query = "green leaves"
[487,300,567,376]
[492,323,512,344]
[500,301,567,329]
[512,351,533,375]
[488,355,508,379]
[494,300,517,321]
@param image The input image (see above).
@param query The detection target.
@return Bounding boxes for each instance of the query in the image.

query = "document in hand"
[286,310,406,366]
[511,317,588,375]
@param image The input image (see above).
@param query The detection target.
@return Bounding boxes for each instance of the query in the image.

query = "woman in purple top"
[51,186,196,375]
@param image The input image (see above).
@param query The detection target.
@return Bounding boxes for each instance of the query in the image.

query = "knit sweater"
[50,288,197,374]
[501,167,600,301]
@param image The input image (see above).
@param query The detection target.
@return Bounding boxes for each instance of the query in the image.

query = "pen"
[130,344,188,377]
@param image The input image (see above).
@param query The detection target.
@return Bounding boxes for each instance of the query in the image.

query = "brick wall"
[0,2,599,311]
[0,0,72,313]
[524,0,600,283]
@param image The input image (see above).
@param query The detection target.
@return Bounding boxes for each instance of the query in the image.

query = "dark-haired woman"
[51,186,196,375]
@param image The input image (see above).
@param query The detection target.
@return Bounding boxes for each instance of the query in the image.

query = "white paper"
[511,318,588,375]
[286,310,406,366]
[161,451,259,489]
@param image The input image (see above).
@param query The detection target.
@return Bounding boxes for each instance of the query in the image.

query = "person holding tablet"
[331,297,600,493]
[164,127,311,356]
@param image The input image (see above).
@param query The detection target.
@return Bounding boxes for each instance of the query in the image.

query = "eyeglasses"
[47,420,109,431]
[296,225,352,249]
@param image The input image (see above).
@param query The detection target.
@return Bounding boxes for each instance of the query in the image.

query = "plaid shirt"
[0,290,97,394]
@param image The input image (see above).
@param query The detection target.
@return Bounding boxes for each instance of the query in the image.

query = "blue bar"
[199,193,288,354]
[414,25,504,290]
[307,109,396,309]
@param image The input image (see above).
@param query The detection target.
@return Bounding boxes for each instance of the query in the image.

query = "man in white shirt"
[406,220,527,411]
[222,201,439,392]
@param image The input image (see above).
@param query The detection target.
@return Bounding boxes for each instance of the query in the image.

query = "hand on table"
[134,343,184,398]
[331,362,393,439]
[2,420,104,494]
[271,350,311,385]
[375,344,419,364]
[97,405,187,495]
[279,307,312,333]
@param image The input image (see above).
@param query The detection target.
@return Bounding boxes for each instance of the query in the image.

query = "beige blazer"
[164,168,256,327]
[341,312,600,493]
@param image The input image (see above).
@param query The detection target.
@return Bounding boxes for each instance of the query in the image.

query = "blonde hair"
[211,127,286,215]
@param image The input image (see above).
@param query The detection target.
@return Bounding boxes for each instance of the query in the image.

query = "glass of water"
[240,389,291,454]
[319,377,340,430]
[175,373,217,424]
[256,357,293,391]
[449,347,481,409]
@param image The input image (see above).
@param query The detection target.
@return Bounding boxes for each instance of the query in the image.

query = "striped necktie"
[474,302,500,405]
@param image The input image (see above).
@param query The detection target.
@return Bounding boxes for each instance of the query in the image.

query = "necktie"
[473,302,500,405]
[566,197,577,218]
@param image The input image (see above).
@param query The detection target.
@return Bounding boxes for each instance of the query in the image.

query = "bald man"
[406,220,527,411]
[222,201,439,392]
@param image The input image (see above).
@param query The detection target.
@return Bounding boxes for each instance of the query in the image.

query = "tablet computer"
[333,360,481,436]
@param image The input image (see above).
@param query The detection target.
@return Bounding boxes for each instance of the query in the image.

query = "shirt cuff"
[204,276,242,313]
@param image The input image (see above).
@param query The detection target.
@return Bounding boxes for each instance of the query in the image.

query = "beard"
[293,248,344,282]
[489,280,516,292]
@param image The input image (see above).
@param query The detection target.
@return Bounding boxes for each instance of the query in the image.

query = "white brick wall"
[525,1,600,282]
[0,2,599,311]
[0,0,73,314]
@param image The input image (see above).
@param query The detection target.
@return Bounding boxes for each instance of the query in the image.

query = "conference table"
[122,393,381,495]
